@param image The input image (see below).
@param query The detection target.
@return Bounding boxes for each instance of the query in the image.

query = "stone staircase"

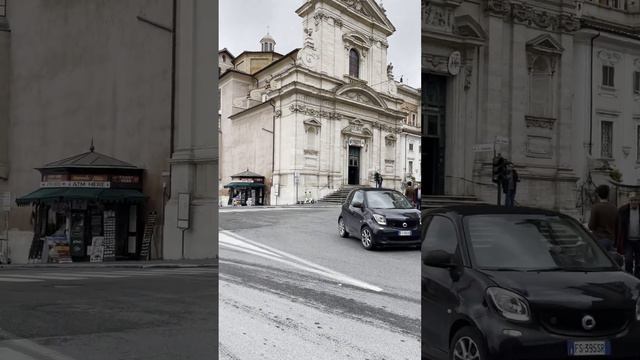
[317,185,365,205]
[421,195,488,209]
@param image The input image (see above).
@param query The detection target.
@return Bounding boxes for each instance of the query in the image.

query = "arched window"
[349,49,360,78]
[530,56,553,117]
[307,126,317,149]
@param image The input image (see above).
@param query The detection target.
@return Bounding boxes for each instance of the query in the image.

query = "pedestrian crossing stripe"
[0,268,216,283]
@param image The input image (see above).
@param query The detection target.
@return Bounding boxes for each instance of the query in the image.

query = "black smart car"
[338,188,420,250]
[422,205,640,360]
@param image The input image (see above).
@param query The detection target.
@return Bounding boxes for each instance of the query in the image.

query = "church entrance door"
[423,73,447,195]
[348,146,360,185]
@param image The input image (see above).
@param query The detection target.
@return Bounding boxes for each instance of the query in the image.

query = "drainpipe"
[269,100,276,204]
[589,32,601,156]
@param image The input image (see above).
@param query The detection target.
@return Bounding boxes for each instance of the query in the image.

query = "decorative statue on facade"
[387,63,394,80]
[297,27,319,70]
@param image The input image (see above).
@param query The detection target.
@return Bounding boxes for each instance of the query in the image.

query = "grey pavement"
[0,259,218,270]
[0,267,217,360]
[219,208,420,360]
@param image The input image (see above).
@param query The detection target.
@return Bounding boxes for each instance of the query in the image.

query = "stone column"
[163,0,217,260]
[0,13,9,189]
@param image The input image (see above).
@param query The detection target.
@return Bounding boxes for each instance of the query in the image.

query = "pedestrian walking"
[588,184,617,252]
[616,192,640,277]
[416,184,421,210]
[501,162,519,207]
[405,181,416,206]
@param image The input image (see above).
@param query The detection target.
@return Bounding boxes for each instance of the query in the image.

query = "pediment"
[336,84,388,109]
[526,34,564,55]
[453,15,486,40]
[298,0,395,36]
[342,121,372,137]
[343,32,372,49]
[336,0,395,34]
[304,118,322,127]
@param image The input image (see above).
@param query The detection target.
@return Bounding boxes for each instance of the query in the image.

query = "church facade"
[219,0,421,205]
[423,0,640,217]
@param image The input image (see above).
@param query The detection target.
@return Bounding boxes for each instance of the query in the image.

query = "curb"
[219,205,340,211]
[0,262,218,270]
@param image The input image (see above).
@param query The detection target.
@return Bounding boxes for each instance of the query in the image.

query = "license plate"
[567,340,611,356]
[399,230,411,236]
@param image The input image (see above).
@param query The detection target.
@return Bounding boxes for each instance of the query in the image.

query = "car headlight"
[487,287,531,322]
[372,214,387,226]
[636,298,640,321]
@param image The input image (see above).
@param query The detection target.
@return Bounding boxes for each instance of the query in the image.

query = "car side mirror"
[422,249,457,268]
[609,251,624,268]
[352,201,363,209]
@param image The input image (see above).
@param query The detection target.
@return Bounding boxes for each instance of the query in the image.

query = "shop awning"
[16,187,147,206]
[223,182,265,189]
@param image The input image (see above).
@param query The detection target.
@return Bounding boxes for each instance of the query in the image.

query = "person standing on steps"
[589,184,618,252]
[374,171,382,188]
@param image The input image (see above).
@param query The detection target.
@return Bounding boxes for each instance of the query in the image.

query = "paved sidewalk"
[219,204,340,212]
[0,258,218,270]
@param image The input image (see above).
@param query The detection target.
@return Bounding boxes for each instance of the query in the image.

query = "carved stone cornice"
[422,54,449,74]
[423,2,454,33]
[486,0,510,17]
[525,115,556,130]
[313,10,343,29]
[485,0,580,33]
[290,104,342,120]
[598,50,622,66]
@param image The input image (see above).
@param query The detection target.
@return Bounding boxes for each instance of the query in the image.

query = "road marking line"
[219,234,283,258]
[0,275,86,281]
[4,339,77,360]
[219,231,383,292]
[0,347,38,360]
[0,277,42,282]
[0,328,77,360]
[45,273,126,279]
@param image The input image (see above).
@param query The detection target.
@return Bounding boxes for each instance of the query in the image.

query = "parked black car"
[422,205,640,360]
[338,188,420,250]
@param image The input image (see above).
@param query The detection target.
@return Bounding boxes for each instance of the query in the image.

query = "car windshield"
[366,191,413,209]
[463,214,617,271]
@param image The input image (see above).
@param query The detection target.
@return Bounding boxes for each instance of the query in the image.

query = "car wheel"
[450,327,487,360]
[360,226,375,250]
[338,217,349,238]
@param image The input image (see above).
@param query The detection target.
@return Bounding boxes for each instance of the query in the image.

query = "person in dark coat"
[405,181,416,206]
[374,172,382,188]
[589,184,617,252]
[501,162,519,207]
[616,192,640,276]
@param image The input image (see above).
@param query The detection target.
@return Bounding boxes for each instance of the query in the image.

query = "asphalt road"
[219,207,421,360]
[0,267,217,360]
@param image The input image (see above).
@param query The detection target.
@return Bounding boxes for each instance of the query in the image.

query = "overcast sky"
[219,0,420,88]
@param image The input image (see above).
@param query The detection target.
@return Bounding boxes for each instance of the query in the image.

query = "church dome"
[260,31,276,52]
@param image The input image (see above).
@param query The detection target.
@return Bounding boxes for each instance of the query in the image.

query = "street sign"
[495,136,509,145]
[472,144,494,152]
[0,192,10,211]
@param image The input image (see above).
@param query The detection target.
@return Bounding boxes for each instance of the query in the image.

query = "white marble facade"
[219,0,421,205]
[422,0,640,215]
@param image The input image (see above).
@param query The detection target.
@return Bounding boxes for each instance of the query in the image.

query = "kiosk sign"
[41,181,111,188]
